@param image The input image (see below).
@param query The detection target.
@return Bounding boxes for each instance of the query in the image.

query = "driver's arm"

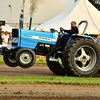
[63,27,79,35]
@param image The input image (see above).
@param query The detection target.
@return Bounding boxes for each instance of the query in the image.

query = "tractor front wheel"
[3,49,18,67]
[16,48,36,68]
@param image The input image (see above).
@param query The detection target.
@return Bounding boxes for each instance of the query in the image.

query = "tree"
[75,0,100,11]
[89,0,100,11]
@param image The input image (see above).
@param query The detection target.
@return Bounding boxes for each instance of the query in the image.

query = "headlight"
[12,38,18,43]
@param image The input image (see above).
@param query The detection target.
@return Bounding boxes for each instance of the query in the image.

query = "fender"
[67,34,95,44]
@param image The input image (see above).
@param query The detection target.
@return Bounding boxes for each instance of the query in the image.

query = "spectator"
[39,55,44,61]
[8,32,12,44]
[2,31,9,44]
[92,36,97,40]
[1,31,4,37]
[96,35,100,44]
[1,31,5,42]
[0,32,2,44]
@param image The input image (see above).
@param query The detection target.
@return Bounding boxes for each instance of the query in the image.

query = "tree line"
[75,0,100,11]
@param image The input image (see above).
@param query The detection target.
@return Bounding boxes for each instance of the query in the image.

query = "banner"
[19,0,25,29]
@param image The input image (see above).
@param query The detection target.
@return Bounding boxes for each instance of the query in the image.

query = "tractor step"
[57,51,62,53]
[49,56,58,62]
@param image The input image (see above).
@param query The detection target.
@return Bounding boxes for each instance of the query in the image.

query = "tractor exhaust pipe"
[29,17,32,30]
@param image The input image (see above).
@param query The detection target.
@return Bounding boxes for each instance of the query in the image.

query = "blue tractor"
[2,21,100,77]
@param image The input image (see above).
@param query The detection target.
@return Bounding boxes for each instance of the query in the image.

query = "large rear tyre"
[3,49,18,67]
[46,56,67,75]
[63,38,100,77]
[16,48,36,68]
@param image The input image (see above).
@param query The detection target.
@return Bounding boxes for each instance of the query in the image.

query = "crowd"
[95,35,100,44]
[93,35,100,44]
[0,31,12,45]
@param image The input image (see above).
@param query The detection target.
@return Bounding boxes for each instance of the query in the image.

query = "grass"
[35,57,46,64]
[0,56,100,84]
[0,76,100,83]
[0,56,47,64]
[0,56,61,64]
[0,56,3,62]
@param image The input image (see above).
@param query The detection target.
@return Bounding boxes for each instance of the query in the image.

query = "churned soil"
[0,82,100,100]
[0,63,100,100]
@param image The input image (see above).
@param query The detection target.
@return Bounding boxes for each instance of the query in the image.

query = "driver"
[57,21,79,50]
[60,21,79,36]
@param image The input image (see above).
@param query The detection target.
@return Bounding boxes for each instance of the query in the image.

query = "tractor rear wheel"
[63,38,100,77]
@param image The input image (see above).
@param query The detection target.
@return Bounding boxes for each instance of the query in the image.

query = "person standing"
[8,32,12,44]
[2,31,9,44]
[1,31,4,42]
[96,35,100,44]
[0,32,2,44]
[39,55,44,61]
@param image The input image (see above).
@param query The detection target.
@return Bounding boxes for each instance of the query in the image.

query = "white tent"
[1,24,14,32]
[33,0,100,35]
[0,0,67,24]
[62,0,75,6]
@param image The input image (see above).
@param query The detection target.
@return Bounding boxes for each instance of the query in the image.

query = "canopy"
[1,24,14,32]
[33,0,100,35]
[62,0,74,6]
[0,0,67,24]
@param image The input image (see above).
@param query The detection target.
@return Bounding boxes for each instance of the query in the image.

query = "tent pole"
[23,0,25,28]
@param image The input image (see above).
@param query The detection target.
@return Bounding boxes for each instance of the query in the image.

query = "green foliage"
[75,0,100,11]
[89,0,100,11]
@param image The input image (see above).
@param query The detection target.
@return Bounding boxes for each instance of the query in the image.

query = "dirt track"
[0,63,100,100]
[0,63,100,77]
[0,63,55,76]
[0,82,100,100]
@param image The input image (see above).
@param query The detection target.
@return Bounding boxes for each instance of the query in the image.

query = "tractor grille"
[12,29,19,46]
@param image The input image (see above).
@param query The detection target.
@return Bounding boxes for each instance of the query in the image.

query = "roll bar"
[78,21,88,35]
